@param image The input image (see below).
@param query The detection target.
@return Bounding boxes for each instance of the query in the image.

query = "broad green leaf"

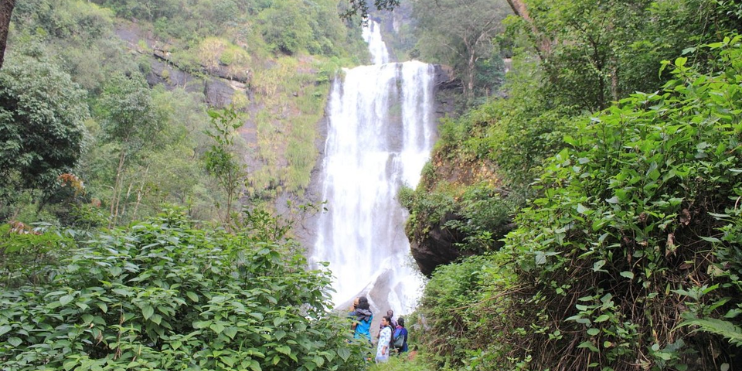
[224,326,238,339]
[249,360,262,371]
[8,337,22,347]
[0,325,11,337]
[577,341,599,353]
[59,295,74,306]
[210,322,225,334]
[97,302,108,313]
[142,305,154,320]
[221,356,236,367]
[193,321,212,329]
[593,260,606,272]
[337,347,350,361]
[186,291,199,302]
[620,271,634,279]
[587,328,600,336]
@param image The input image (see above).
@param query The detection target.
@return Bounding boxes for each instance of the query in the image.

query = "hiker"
[377,309,396,338]
[375,316,393,363]
[351,296,373,343]
[393,316,408,355]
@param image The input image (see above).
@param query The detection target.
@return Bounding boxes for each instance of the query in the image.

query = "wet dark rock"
[410,212,469,276]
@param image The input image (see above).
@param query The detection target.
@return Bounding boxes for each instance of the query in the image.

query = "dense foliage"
[411,34,742,371]
[1,0,369,226]
[410,0,511,100]
[0,210,368,370]
[402,0,742,369]
[0,52,88,207]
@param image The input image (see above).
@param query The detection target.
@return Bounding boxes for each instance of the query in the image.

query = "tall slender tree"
[0,0,15,69]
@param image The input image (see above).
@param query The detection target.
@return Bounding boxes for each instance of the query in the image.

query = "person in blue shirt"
[350,296,373,343]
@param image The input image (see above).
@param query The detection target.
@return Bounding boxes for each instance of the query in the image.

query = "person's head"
[397,317,405,327]
[352,297,359,309]
[386,309,394,317]
[382,316,392,327]
[357,296,369,310]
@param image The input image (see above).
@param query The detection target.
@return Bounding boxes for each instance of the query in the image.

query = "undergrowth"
[414,36,742,370]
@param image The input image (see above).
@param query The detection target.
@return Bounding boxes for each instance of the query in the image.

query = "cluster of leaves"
[90,0,367,59]
[0,53,88,206]
[415,36,742,370]
[499,35,742,370]
[512,0,742,112]
[0,209,368,370]
[0,222,74,288]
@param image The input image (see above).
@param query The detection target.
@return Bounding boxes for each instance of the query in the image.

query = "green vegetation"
[0,1,384,368]
[3,0,742,369]
[1,0,368,226]
[0,209,369,370]
[402,0,742,369]
[411,0,511,100]
[0,51,88,210]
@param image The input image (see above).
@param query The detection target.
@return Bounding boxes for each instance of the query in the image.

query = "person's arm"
[382,345,388,355]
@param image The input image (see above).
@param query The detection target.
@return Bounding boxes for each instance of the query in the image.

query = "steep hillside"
[2,0,369,226]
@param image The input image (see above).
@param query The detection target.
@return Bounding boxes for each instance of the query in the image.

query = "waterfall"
[312,21,436,315]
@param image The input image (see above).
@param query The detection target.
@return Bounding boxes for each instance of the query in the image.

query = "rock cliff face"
[115,24,249,109]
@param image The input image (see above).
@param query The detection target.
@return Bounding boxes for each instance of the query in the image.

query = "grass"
[367,353,435,371]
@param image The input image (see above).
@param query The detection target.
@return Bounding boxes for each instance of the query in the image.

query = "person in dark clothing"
[393,316,409,355]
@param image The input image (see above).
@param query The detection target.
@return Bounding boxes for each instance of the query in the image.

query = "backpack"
[392,328,404,348]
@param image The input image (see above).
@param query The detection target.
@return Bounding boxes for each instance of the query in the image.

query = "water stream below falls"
[311,21,437,315]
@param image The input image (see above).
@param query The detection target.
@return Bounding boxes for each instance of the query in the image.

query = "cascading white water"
[312,21,436,315]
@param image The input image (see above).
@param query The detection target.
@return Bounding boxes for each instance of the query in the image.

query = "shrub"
[0,209,367,370]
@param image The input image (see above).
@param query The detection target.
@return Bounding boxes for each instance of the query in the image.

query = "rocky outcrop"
[410,212,470,276]
[433,64,461,117]
[115,23,249,109]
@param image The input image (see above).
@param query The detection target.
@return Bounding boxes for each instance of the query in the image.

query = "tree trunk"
[109,150,127,228]
[467,50,476,101]
[505,0,529,18]
[131,165,149,220]
[0,0,16,69]
[505,0,552,60]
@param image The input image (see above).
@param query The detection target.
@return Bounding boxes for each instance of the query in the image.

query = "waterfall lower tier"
[311,61,436,315]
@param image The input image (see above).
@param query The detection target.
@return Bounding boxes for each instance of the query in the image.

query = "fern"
[679,314,742,347]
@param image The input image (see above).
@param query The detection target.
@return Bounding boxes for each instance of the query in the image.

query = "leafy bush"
[0,53,89,198]
[413,35,742,371]
[0,223,74,288]
[498,36,742,370]
[0,210,367,370]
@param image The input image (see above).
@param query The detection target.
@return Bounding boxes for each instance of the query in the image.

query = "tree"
[258,0,314,55]
[340,0,399,20]
[412,0,511,100]
[0,53,88,208]
[0,0,14,69]
[203,106,247,228]
[97,73,163,226]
